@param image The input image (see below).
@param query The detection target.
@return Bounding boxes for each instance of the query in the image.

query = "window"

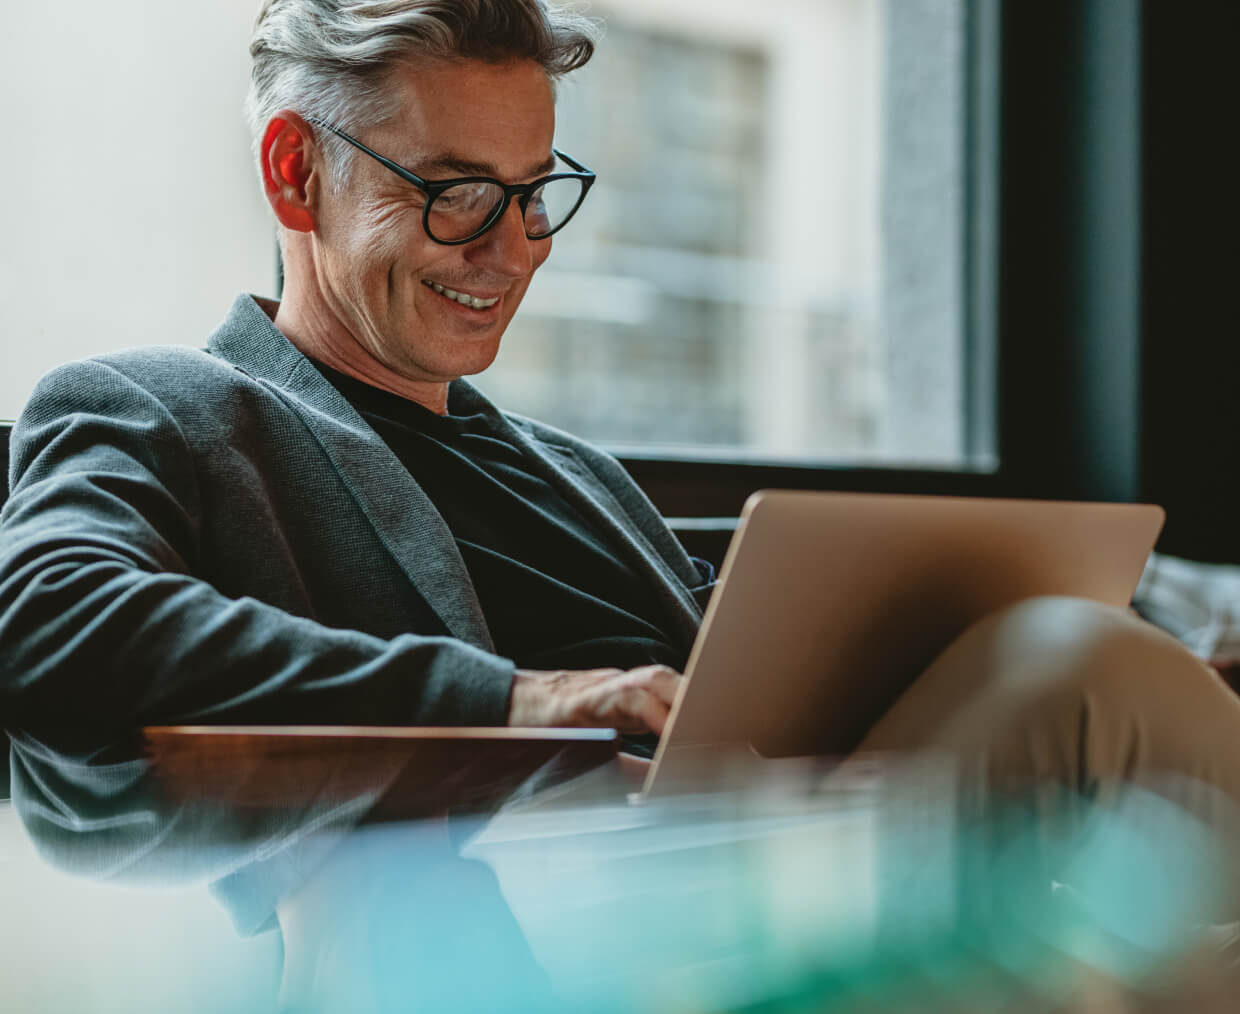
[1,0,989,476]
[482,0,986,467]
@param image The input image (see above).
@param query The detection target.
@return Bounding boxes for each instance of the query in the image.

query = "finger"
[586,682,664,734]
[635,686,672,736]
[609,686,661,734]
[628,665,683,708]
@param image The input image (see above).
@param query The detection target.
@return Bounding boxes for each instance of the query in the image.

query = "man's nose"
[466,200,537,278]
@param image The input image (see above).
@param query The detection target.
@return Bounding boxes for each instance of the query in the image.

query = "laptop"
[638,490,1164,799]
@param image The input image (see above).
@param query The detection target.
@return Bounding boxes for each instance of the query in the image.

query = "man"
[3,0,1240,935]
[0,0,699,745]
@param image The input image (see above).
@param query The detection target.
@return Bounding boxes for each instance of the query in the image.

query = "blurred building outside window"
[484,0,973,466]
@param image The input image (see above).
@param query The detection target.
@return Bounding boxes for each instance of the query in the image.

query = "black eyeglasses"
[307,117,595,246]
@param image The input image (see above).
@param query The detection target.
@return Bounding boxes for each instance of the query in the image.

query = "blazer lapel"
[206,295,495,652]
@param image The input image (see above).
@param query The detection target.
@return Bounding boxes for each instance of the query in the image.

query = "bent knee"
[951,595,1217,703]
[863,595,1240,784]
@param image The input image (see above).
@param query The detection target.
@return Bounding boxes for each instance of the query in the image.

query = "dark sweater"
[315,363,690,673]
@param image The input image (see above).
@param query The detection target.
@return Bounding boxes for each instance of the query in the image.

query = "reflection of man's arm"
[0,359,513,737]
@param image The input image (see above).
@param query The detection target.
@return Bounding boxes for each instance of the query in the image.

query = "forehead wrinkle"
[399,149,559,181]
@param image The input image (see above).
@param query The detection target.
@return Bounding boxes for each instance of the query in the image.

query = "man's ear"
[261,112,317,233]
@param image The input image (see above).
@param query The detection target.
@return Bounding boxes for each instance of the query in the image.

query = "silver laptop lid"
[642,491,1164,797]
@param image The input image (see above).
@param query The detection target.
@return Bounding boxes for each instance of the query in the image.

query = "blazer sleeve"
[0,360,516,737]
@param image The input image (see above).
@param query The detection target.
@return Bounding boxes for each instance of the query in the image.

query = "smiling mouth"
[422,280,501,310]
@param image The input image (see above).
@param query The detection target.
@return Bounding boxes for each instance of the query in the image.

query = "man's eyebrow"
[413,151,559,180]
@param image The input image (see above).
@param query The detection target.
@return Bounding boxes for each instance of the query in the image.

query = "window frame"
[617,0,1149,531]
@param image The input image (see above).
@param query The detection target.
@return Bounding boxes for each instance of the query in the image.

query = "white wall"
[0,1,274,419]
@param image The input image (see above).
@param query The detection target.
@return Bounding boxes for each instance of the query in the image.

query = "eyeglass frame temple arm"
[304,117,594,192]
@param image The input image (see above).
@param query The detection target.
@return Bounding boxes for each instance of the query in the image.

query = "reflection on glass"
[5,734,1240,1013]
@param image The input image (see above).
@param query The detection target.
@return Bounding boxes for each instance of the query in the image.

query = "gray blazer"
[0,294,705,736]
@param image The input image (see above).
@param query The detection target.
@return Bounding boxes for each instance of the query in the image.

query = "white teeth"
[426,281,499,310]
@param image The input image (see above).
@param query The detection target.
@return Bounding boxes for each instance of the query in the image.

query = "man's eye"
[435,184,493,214]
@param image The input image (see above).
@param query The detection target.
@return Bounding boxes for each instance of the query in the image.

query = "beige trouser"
[856,596,1240,985]
[860,595,1240,815]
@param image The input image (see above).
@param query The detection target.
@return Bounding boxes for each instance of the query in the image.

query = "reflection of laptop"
[640,491,1164,799]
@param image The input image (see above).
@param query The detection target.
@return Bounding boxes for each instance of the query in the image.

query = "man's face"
[311,58,556,385]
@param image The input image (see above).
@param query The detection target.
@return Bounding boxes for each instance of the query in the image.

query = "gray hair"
[246,0,599,193]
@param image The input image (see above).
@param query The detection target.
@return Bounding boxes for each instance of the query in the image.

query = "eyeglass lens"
[427,176,586,242]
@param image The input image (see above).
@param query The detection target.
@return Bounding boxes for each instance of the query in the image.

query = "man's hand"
[507,665,683,734]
